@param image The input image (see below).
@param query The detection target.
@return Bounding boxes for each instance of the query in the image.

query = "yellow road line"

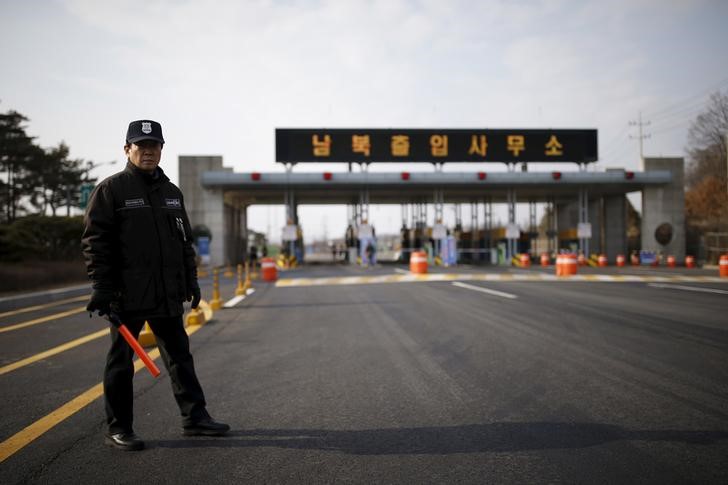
[0,306,87,334]
[0,323,202,463]
[0,295,89,319]
[0,328,109,376]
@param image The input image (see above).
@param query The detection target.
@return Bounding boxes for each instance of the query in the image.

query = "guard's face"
[125,140,162,173]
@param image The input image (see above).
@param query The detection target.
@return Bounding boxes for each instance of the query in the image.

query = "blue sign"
[197,236,210,264]
[639,250,656,265]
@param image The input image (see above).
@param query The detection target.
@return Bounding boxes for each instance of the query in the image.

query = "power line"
[650,119,692,137]
[649,98,710,125]
[629,111,651,165]
[643,76,728,120]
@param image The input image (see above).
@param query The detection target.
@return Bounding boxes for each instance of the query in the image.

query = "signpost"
[78,183,95,210]
[276,128,598,164]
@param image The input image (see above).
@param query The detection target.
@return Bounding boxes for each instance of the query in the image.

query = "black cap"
[126,120,165,145]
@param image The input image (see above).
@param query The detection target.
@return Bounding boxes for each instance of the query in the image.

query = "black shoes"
[183,417,231,436]
[104,418,229,450]
[105,432,144,451]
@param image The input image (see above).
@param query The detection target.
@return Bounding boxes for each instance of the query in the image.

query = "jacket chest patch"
[165,198,181,208]
[124,198,145,208]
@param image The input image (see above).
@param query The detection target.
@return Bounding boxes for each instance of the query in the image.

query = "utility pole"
[629,111,651,170]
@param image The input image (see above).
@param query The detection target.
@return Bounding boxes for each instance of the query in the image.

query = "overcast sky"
[2,0,727,242]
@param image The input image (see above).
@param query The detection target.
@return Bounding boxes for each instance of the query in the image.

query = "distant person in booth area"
[82,119,229,451]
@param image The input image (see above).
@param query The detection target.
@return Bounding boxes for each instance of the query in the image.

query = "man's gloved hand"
[105,312,123,328]
[187,284,201,309]
[87,288,115,316]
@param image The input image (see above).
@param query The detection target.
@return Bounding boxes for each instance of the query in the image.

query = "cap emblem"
[141,122,152,134]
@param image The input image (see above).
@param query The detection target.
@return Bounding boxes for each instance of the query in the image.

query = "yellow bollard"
[243,261,253,292]
[223,264,234,278]
[138,322,156,347]
[185,307,205,327]
[210,267,223,310]
[251,259,259,279]
[235,263,246,296]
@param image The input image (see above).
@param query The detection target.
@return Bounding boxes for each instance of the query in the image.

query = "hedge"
[0,216,85,262]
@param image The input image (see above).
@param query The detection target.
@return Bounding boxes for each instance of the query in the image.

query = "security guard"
[82,120,229,451]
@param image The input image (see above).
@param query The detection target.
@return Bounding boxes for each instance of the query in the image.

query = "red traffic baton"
[108,314,161,378]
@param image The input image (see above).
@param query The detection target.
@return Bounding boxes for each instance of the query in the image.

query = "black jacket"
[81,162,197,319]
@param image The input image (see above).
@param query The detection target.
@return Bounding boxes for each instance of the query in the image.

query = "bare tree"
[685,91,728,188]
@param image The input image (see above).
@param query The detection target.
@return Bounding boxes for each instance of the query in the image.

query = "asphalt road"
[1,264,727,484]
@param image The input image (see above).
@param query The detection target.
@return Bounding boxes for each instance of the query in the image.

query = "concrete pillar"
[179,155,225,228]
[241,205,249,262]
[203,187,225,267]
[556,201,579,251]
[641,157,686,261]
[603,195,627,260]
[179,156,232,268]
[588,197,601,255]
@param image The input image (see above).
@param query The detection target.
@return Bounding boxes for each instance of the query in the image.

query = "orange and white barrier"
[261,257,278,282]
[519,253,531,267]
[540,253,550,267]
[556,253,578,277]
[577,253,586,266]
[410,251,428,274]
[685,255,696,268]
[719,254,728,277]
[616,254,625,267]
[598,254,608,267]
[666,255,676,268]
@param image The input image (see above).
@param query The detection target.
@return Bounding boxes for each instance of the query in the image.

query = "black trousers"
[104,315,209,434]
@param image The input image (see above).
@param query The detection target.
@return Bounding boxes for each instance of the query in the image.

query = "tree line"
[684,91,728,239]
[1,106,95,223]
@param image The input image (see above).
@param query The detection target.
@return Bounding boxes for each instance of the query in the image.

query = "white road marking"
[647,283,728,295]
[394,268,410,275]
[222,288,256,308]
[451,281,518,299]
[275,273,727,287]
[223,295,246,308]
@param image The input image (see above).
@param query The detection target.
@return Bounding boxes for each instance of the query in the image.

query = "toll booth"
[182,128,684,268]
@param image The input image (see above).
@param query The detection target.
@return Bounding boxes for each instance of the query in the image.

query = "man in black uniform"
[82,119,229,451]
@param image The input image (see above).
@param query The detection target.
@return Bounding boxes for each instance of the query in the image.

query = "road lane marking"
[0,295,89,319]
[394,268,410,274]
[0,328,109,376]
[0,381,105,463]
[275,273,728,287]
[648,283,728,295]
[0,284,89,304]
[0,306,87,334]
[452,281,518,299]
[0,323,203,463]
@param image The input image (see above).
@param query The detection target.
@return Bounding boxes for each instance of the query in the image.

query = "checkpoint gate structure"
[179,129,685,268]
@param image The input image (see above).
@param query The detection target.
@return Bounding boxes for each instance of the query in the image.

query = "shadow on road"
[151,422,728,455]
